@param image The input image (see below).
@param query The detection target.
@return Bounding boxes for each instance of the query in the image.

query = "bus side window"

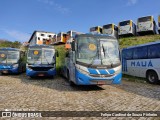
[133,47,147,59]
[148,44,160,58]
[123,49,133,60]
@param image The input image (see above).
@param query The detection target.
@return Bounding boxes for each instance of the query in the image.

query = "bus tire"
[146,71,159,84]
[67,70,75,86]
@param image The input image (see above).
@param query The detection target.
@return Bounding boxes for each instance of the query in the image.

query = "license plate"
[38,74,44,76]
[2,70,8,73]
[97,81,106,85]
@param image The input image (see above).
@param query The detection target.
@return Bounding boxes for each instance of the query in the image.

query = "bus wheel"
[146,71,159,84]
[67,71,75,86]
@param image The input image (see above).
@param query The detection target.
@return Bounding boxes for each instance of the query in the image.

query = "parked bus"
[62,33,122,85]
[0,48,26,74]
[137,15,158,35]
[90,26,102,34]
[56,32,67,44]
[118,20,136,37]
[26,45,58,78]
[158,15,160,34]
[122,41,160,84]
[102,24,118,38]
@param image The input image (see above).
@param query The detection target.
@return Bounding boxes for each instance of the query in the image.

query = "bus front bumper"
[0,67,19,74]
[75,69,122,85]
[26,68,56,77]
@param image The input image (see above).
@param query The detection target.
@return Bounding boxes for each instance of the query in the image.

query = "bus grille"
[90,74,114,78]
[31,67,53,71]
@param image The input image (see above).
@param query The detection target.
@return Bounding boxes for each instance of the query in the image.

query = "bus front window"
[100,40,120,65]
[27,49,42,64]
[27,48,55,65]
[0,51,7,63]
[42,49,55,64]
[7,51,20,64]
[0,51,19,64]
[138,16,151,22]
[76,36,120,67]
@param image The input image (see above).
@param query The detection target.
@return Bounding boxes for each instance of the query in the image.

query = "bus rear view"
[118,20,136,37]
[90,26,102,34]
[102,24,118,38]
[137,16,158,35]
[26,45,57,78]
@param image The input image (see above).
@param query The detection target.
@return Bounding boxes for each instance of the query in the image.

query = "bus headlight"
[12,64,18,68]
[77,68,89,75]
[27,66,33,71]
[49,67,55,71]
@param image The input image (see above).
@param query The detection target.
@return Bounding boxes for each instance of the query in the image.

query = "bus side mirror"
[71,41,75,51]
[56,50,59,57]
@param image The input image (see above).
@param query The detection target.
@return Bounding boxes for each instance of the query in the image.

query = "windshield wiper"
[101,44,114,67]
[43,54,50,65]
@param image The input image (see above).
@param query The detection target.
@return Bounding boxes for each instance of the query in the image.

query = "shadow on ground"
[3,73,104,92]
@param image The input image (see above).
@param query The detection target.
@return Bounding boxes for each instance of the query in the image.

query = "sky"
[0,0,160,42]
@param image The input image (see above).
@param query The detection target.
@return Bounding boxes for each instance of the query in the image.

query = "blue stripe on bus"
[88,68,98,74]
[98,69,108,74]
[108,69,115,74]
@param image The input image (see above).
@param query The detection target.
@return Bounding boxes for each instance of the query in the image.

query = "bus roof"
[122,40,160,50]
[76,33,117,39]
[0,47,20,51]
[28,44,54,49]
[137,15,153,19]
[119,20,135,24]
[90,26,102,28]
[103,23,118,27]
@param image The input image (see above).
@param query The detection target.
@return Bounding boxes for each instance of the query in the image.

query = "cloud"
[37,0,70,14]
[4,29,30,42]
[126,0,138,6]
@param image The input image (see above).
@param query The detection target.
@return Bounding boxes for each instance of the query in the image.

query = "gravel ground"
[0,73,160,120]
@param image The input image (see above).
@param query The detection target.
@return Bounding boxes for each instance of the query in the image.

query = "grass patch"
[122,74,147,83]
[119,35,160,48]
[54,44,67,74]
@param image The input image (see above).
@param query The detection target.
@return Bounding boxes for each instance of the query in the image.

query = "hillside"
[119,35,160,48]
[0,39,22,48]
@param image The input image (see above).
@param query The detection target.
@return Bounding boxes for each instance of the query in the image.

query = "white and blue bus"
[118,20,136,37]
[102,24,118,38]
[158,15,160,34]
[26,45,58,78]
[137,15,158,35]
[62,33,122,85]
[122,41,160,84]
[0,48,26,74]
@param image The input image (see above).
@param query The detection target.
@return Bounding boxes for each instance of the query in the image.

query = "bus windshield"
[76,36,120,66]
[27,48,55,65]
[103,24,112,29]
[119,21,130,26]
[0,50,20,64]
[138,16,151,22]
